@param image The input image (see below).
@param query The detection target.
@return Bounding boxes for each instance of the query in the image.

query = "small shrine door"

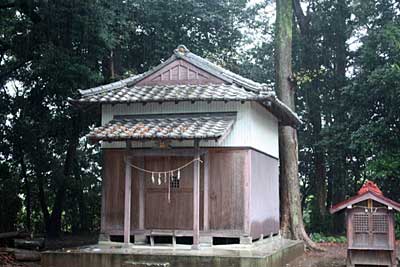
[352,208,390,249]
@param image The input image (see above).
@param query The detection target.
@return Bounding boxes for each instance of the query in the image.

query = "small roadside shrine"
[330,181,400,267]
[71,45,301,248]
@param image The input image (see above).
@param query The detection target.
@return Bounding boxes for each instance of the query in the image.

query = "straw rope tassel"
[168,171,171,203]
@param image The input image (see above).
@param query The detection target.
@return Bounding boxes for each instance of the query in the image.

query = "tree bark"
[275,0,320,250]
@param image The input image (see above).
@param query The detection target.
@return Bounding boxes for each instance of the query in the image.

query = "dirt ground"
[287,243,347,267]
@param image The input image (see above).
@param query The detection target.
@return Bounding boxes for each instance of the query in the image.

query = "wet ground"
[287,243,346,267]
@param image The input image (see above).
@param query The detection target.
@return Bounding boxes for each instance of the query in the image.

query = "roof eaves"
[330,191,400,213]
[261,94,302,127]
[78,74,143,97]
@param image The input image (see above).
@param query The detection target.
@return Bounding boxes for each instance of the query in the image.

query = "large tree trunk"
[292,0,327,231]
[275,0,320,250]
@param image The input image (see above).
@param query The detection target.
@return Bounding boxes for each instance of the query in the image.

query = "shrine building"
[72,45,301,248]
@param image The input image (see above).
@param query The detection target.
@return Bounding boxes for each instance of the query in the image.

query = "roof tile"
[75,84,266,104]
[87,113,236,143]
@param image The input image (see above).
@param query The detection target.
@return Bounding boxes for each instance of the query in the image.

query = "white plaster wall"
[248,102,279,158]
[100,101,279,158]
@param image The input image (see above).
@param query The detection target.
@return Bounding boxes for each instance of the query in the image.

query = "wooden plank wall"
[102,151,142,233]
[208,149,247,231]
[101,148,276,237]
[249,150,279,238]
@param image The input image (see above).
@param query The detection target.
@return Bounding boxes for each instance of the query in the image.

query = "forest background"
[0,0,399,238]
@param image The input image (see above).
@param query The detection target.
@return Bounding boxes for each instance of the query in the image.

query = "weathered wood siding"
[208,149,247,231]
[102,148,248,235]
[136,59,224,86]
[249,150,280,238]
[101,147,279,239]
[101,101,279,158]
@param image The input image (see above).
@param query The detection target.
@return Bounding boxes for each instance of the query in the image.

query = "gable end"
[136,59,225,86]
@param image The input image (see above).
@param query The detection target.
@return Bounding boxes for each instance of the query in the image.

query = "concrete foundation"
[41,237,303,267]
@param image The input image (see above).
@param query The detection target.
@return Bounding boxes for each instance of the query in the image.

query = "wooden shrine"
[330,181,400,267]
[72,45,300,248]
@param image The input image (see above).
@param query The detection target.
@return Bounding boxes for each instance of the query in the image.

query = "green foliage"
[310,233,347,243]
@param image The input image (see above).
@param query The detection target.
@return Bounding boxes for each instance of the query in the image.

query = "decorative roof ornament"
[174,45,190,57]
[358,180,383,196]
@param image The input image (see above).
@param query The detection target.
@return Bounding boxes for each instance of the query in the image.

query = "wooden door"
[143,156,203,230]
[352,211,389,249]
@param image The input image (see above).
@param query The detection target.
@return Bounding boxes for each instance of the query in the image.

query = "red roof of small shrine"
[357,181,383,196]
[330,180,400,213]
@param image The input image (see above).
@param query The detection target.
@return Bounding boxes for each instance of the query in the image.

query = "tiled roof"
[87,113,236,143]
[72,45,301,126]
[330,181,400,213]
[77,45,269,98]
[74,84,269,104]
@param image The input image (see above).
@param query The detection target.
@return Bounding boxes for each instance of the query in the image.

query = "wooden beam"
[203,152,209,231]
[124,155,132,245]
[100,159,108,238]
[192,140,200,249]
[128,148,207,157]
[138,157,145,230]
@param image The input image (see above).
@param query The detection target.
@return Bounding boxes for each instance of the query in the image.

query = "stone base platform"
[41,236,304,267]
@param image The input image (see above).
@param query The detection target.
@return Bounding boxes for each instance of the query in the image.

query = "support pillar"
[203,152,209,232]
[99,159,110,242]
[138,157,145,230]
[124,155,132,245]
[135,157,146,245]
[192,140,200,249]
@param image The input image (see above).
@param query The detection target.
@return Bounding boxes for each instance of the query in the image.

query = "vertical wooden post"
[203,152,209,232]
[192,140,200,248]
[99,154,109,241]
[138,156,145,230]
[124,155,132,245]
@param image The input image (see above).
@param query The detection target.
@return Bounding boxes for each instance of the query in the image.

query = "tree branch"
[292,0,310,34]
